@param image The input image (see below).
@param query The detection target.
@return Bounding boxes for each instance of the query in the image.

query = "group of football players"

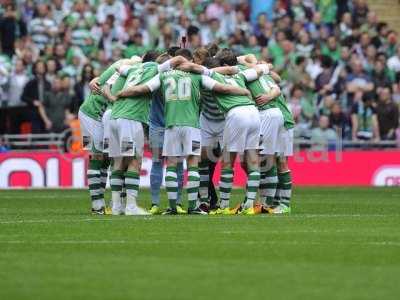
[78,44,294,216]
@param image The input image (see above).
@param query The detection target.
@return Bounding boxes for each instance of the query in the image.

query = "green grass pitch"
[1,187,400,300]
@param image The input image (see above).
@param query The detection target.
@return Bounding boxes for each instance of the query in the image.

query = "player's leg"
[214,107,247,214]
[87,153,106,214]
[108,119,125,215]
[122,120,149,216]
[208,157,219,209]
[240,106,261,215]
[198,148,210,205]
[241,149,260,214]
[182,126,205,215]
[187,155,206,214]
[162,127,181,214]
[216,150,236,214]
[79,111,106,214]
[110,157,126,215]
[273,129,294,214]
[258,108,283,209]
[101,108,113,212]
[164,156,179,214]
[259,155,278,207]
[149,125,164,214]
[175,161,185,213]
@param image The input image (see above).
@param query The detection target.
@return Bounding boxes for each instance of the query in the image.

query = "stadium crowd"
[0,0,399,146]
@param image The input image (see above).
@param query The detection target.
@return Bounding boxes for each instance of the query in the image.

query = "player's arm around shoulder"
[117,74,161,99]
[201,75,250,97]
[241,64,270,82]
[159,55,189,72]
[255,84,281,107]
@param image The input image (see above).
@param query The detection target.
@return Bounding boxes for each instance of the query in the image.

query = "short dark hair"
[142,50,160,63]
[156,53,171,64]
[320,55,333,69]
[32,60,47,76]
[204,57,220,69]
[175,48,193,61]
[187,25,199,37]
[215,48,237,66]
[167,46,181,57]
[207,43,220,57]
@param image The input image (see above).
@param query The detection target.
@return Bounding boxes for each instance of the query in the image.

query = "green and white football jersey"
[275,94,295,129]
[111,62,159,124]
[210,72,254,114]
[239,64,294,129]
[159,70,203,128]
[79,61,119,121]
[200,89,225,122]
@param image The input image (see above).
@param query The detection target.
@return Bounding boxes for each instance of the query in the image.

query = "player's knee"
[187,155,199,167]
[277,157,289,172]
[91,153,104,161]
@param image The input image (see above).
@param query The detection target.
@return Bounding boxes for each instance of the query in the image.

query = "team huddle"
[78,45,294,216]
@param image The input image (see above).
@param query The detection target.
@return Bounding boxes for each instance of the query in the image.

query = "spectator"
[376,87,399,140]
[352,0,369,27]
[322,36,341,63]
[29,4,57,51]
[311,115,338,150]
[65,0,96,48]
[97,0,127,26]
[72,64,95,114]
[339,12,353,39]
[40,76,72,133]
[351,92,380,141]
[372,60,393,91]
[205,0,224,21]
[21,60,51,133]
[329,102,349,138]
[387,45,400,73]
[0,0,399,148]
[0,3,26,57]
[346,58,374,104]
[315,55,335,98]
[7,59,29,108]
[45,58,61,84]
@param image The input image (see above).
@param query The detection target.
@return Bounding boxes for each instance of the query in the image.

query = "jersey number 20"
[165,77,191,101]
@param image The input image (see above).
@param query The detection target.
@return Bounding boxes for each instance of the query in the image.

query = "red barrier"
[0,151,399,188]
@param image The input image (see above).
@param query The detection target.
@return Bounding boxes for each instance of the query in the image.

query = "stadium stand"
[0,0,399,151]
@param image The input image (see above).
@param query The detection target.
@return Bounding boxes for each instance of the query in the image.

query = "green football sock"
[278,171,292,207]
[219,168,233,209]
[124,171,140,206]
[187,166,200,210]
[198,161,209,203]
[244,169,260,209]
[260,165,278,206]
[87,159,104,209]
[110,170,124,205]
[165,166,178,210]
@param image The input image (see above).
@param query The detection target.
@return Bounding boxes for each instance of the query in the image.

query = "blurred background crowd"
[0,0,399,149]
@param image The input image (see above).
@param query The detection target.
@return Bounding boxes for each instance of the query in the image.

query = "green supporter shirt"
[79,61,119,121]
[110,62,160,124]
[210,71,255,114]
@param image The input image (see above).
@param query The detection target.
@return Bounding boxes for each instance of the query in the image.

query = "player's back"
[111,62,159,124]
[210,72,254,114]
[160,70,202,128]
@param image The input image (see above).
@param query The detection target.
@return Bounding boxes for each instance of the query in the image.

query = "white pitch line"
[0,194,82,200]
[0,213,398,225]
[0,240,399,247]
